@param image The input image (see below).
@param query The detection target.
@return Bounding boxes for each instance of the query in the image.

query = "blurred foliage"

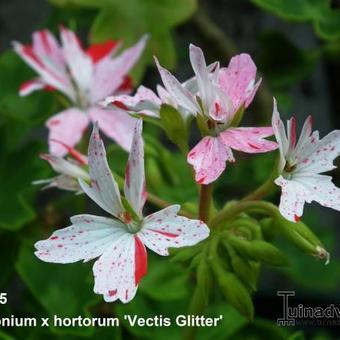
[48,0,197,81]
[251,0,340,40]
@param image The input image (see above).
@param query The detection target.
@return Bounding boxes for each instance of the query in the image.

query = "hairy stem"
[198,184,213,222]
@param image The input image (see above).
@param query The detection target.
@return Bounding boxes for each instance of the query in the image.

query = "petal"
[93,233,147,303]
[275,176,306,222]
[298,174,340,212]
[297,130,340,174]
[89,106,136,151]
[90,36,147,103]
[187,136,234,185]
[60,26,93,95]
[154,57,199,115]
[35,214,126,263]
[78,124,124,218]
[86,40,120,63]
[19,78,47,96]
[105,85,161,117]
[32,29,64,68]
[46,108,89,157]
[33,175,81,192]
[13,41,75,100]
[219,127,278,153]
[272,98,289,172]
[189,44,215,113]
[40,153,89,180]
[218,53,259,110]
[124,120,147,218]
[139,205,209,256]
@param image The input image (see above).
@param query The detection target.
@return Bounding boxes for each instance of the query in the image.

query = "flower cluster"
[15,27,340,305]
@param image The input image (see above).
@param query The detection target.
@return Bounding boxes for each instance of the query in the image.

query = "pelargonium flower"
[272,99,340,222]
[35,120,209,303]
[33,140,89,192]
[154,44,277,184]
[13,27,147,156]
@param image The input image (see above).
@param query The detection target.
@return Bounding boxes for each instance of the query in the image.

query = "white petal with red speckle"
[139,205,210,256]
[124,120,146,218]
[93,233,147,303]
[79,124,124,218]
[35,215,126,263]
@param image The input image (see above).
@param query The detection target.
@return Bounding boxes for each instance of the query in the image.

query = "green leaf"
[89,0,197,77]
[251,0,340,40]
[160,104,188,153]
[139,254,189,301]
[0,141,49,230]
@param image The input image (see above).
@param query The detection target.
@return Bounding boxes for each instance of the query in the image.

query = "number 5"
[0,293,7,304]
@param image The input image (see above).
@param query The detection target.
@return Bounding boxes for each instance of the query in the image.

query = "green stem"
[198,184,213,222]
[241,156,279,201]
[210,200,278,228]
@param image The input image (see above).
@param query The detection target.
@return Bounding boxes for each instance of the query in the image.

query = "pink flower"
[34,120,209,303]
[272,99,340,223]
[153,44,277,184]
[13,28,147,156]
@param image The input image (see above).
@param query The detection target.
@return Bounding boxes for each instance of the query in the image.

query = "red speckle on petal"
[294,215,301,222]
[248,143,260,150]
[108,289,117,297]
[50,236,58,240]
[197,176,206,184]
[149,229,179,238]
[112,100,128,110]
[134,235,148,286]
[49,119,60,126]
[118,76,133,92]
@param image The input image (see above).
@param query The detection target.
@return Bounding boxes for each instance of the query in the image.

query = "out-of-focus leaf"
[0,330,15,340]
[0,232,18,287]
[258,31,319,88]
[90,0,196,77]
[139,254,189,301]
[160,104,188,153]
[16,239,98,335]
[0,141,49,230]
[197,303,247,340]
[251,0,340,40]
[0,51,55,148]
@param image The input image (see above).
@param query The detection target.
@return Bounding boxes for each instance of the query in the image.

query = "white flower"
[35,120,209,303]
[272,99,340,222]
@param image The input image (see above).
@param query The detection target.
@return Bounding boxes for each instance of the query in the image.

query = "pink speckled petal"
[139,205,209,256]
[34,214,126,263]
[218,53,258,110]
[78,124,124,218]
[187,136,234,185]
[93,233,147,303]
[19,78,47,96]
[124,120,146,218]
[46,108,89,157]
[89,106,136,151]
[220,127,278,154]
